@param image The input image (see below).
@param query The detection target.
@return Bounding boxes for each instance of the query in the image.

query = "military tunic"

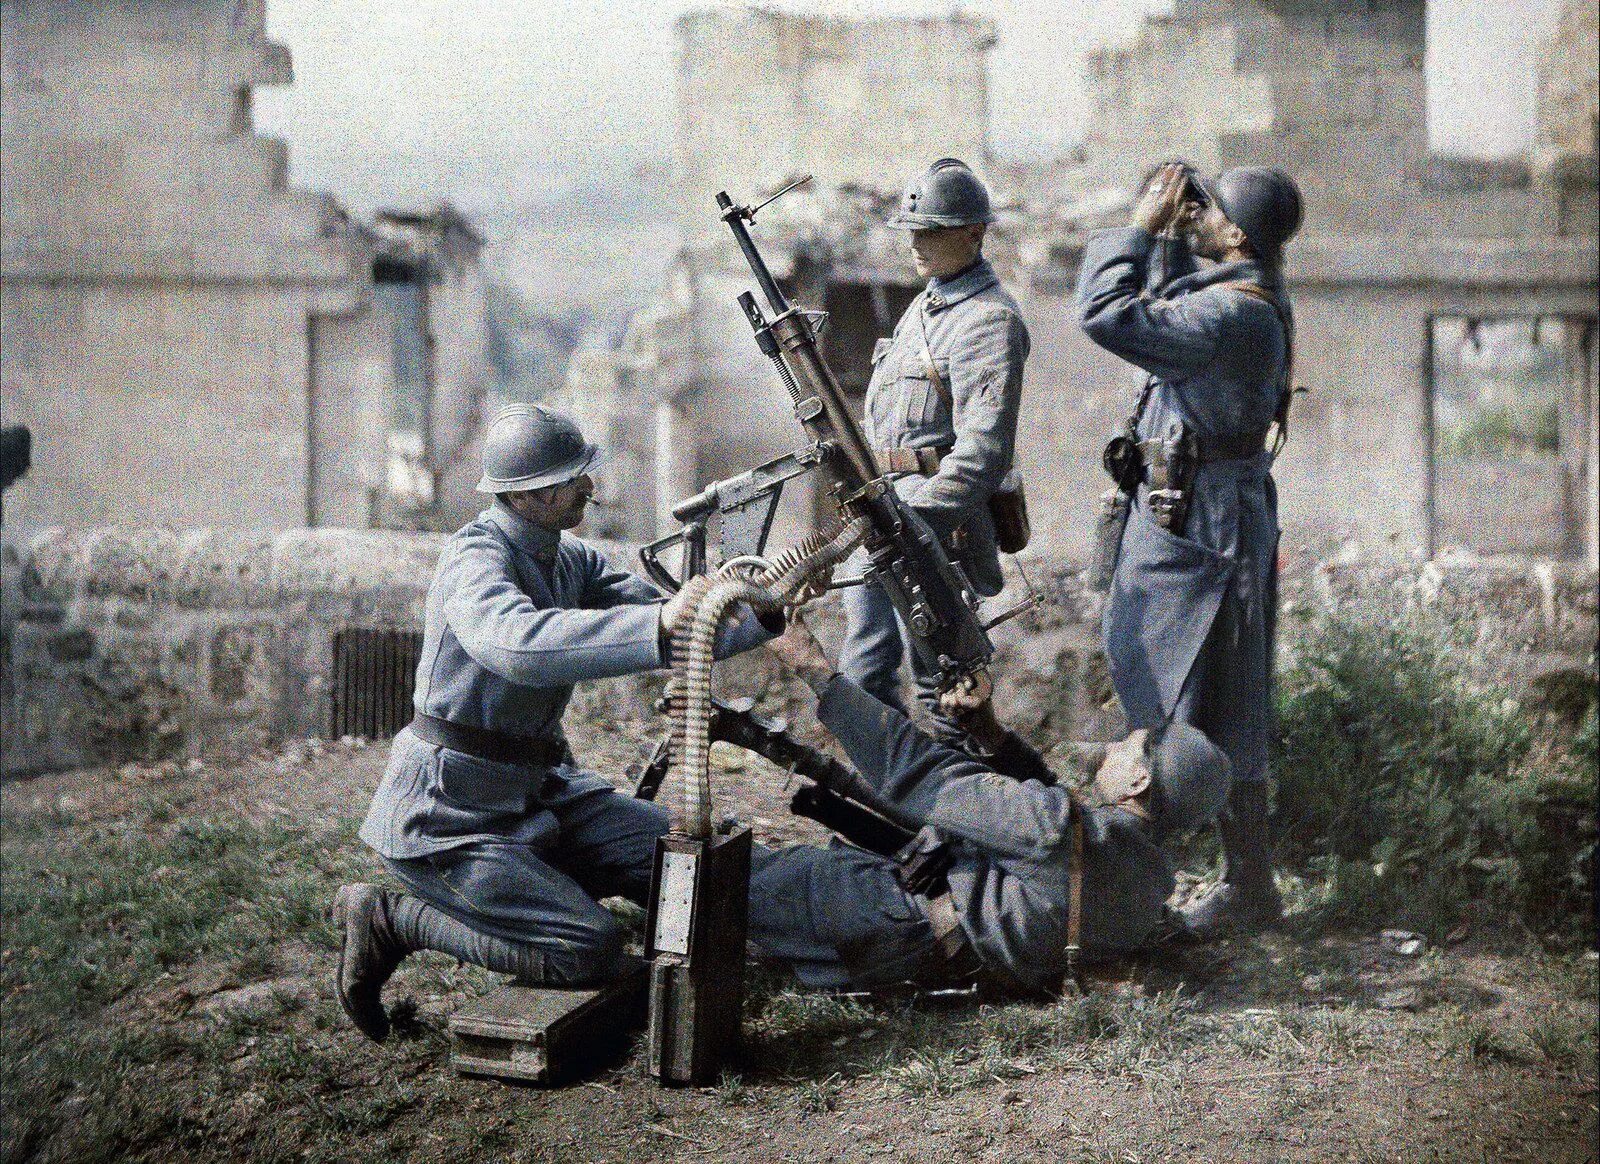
[840,258,1030,722]
[359,499,770,983]
[1076,227,1289,785]
[748,677,1175,994]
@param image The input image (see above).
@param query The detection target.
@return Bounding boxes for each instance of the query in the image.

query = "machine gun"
[720,180,995,684]
[634,177,1022,866]
[639,179,1004,1086]
[639,178,995,685]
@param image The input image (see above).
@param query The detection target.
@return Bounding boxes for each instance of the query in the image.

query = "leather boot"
[331,883,412,1043]
[1180,781,1283,938]
[333,882,566,1043]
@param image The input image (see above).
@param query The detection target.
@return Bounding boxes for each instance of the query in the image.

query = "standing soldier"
[330,405,776,1042]
[1077,164,1302,936]
[841,157,1030,744]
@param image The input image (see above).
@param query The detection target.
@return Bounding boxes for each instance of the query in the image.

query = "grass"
[0,786,383,1164]
[1,617,1595,1162]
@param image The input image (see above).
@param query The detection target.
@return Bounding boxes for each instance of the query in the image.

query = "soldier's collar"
[924,258,998,313]
[487,499,562,562]
[1165,257,1272,299]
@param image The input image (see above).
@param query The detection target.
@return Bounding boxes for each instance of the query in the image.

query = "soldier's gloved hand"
[765,613,835,694]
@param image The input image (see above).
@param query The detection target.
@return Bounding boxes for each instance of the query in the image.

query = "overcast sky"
[257,0,1568,215]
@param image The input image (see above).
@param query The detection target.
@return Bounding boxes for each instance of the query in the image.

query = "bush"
[1273,610,1596,942]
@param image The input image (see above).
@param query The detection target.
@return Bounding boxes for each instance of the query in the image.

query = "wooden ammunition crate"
[449,970,646,1085]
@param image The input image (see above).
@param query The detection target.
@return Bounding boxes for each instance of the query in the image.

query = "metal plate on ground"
[449,970,646,1085]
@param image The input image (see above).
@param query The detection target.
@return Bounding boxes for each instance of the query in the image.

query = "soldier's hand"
[939,669,1006,751]
[1132,162,1190,235]
[766,613,835,693]
[938,669,993,718]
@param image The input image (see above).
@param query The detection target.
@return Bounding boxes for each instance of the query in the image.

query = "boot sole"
[331,886,389,1044]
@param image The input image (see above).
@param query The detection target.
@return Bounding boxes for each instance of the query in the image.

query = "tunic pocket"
[436,750,532,814]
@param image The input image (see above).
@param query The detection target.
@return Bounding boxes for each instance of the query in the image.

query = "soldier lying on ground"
[331,404,779,1044]
[746,614,1232,996]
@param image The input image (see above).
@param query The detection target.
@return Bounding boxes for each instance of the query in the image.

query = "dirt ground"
[2,727,1596,1164]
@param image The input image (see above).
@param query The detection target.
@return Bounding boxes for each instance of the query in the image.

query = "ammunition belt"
[874,445,951,477]
[409,712,569,768]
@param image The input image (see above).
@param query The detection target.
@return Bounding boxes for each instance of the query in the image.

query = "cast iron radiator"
[330,628,424,741]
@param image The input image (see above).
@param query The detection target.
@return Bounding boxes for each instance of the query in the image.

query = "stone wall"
[0,528,438,776]
[3,528,1593,778]
[0,0,373,541]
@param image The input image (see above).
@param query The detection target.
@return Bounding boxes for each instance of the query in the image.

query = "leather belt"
[1138,432,1267,465]
[874,445,951,476]
[409,712,569,768]
[923,891,985,983]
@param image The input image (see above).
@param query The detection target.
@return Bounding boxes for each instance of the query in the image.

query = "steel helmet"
[1198,167,1303,264]
[475,404,600,494]
[1146,721,1232,840]
[886,158,997,230]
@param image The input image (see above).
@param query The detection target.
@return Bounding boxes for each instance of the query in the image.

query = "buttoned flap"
[901,356,952,429]
[871,337,893,364]
[435,749,533,814]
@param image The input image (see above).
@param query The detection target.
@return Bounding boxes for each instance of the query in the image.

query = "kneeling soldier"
[749,616,1230,994]
[332,405,775,1042]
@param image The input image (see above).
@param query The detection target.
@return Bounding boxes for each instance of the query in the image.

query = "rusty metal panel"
[329,628,422,741]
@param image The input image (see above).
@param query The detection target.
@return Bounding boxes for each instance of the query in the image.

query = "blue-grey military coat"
[816,676,1175,992]
[1076,228,1289,783]
[359,500,769,860]
[864,258,1030,597]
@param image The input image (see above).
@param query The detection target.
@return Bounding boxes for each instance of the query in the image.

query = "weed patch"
[1274,609,1597,941]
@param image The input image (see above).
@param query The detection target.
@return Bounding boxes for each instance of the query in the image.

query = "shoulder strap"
[1218,281,1299,457]
[916,299,953,408]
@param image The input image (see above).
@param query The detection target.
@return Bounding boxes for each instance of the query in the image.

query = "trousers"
[382,783,667,984]
[838,574,966,745]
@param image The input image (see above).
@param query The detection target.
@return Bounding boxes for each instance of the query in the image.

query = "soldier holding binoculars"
[1077,162,1303,936]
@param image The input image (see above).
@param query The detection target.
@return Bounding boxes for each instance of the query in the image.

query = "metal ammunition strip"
[668,518,867,837]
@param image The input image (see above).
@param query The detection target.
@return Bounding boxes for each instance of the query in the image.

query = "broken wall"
[673,9,994,229]
[0,0,372,541]
[1015,0,1599,565]
[1014,242,1599,563]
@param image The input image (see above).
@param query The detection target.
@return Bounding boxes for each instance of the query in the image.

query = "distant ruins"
[1,0,1595,776]
[576,0,1598,568]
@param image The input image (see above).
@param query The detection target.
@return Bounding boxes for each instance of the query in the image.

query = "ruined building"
[590,1,1598,568]
[0,0,496,540]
